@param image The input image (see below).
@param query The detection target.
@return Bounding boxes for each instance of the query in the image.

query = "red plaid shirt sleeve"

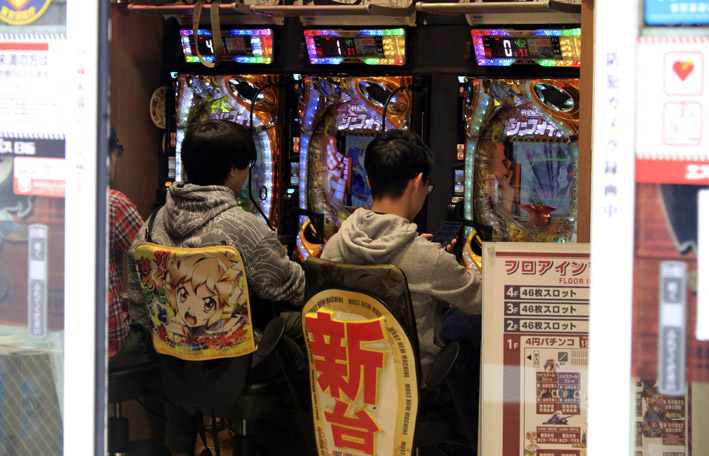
[108,190,144,358]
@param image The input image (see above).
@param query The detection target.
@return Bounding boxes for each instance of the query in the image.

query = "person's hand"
[420,233,433,241]
[445,238,457,253]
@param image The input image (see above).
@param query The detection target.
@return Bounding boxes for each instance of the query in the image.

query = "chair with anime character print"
[134,243,310,456]
[301,256,478,456]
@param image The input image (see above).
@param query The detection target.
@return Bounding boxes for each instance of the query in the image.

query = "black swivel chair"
[134,243,311,456]
[302,257,478,456]
[107,360,162,455]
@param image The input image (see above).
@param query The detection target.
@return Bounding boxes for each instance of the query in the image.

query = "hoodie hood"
[332,209,419,264]
[163,183,237,238]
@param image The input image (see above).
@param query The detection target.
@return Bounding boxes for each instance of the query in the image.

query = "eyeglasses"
[426,179,434,195]
[111,145,124,157]
[249,159,256,169]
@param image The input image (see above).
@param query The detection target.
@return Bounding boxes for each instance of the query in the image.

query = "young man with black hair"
[320,129,482,415]
[126,119,305,456]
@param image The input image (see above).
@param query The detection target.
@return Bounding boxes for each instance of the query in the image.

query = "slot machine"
[458,27,582,271]
[289,28,423,262]
[172,28,283,229]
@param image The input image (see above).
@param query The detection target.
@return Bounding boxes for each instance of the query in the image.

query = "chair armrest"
[425,341,459,388]
[257,316,285,359]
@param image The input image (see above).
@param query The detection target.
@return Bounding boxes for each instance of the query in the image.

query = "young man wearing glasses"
[106,125,149,363]
[320,129,482,436]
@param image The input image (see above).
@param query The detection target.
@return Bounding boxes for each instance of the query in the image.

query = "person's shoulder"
[109,189,140,212]
[215,207,275,241]
[109,188,128,202]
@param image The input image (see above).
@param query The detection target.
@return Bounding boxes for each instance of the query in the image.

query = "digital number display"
[304,29,406,65]
[315,36,383,58]
[180,29,273,64]
[484,36,561,59]
[195,35,262,57]
[471,29,581,67]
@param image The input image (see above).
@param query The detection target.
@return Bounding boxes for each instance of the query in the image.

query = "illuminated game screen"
[344,135,374,208]
[454,168,465,195]
[512,142,573,216]
[462,78,580,243]
[180,29,273,64]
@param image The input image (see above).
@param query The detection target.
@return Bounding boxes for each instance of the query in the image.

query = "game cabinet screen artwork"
[462,78,580,243]
[295,76,413,259]
[175,74,281,227]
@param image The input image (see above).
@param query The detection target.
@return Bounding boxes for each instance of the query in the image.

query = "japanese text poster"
[481,242,590,456]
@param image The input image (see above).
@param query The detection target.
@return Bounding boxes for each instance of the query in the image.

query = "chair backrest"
[133,243,257,361]
[304,256,420,355]
[302,257,420,456]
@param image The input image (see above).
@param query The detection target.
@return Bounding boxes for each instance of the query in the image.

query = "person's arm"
[428,247,482,315]
[110,193,144,254]
[126,224,151,328]
[243,229,305,306]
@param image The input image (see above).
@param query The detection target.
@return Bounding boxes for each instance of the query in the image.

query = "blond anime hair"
[168,250,242,328]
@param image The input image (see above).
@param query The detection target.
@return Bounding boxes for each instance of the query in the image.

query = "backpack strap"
[192,0,223,68]
[144,205,164,244]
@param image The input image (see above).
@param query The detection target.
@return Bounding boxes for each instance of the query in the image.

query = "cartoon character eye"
[203,297,217,313]
[177,286,188,303]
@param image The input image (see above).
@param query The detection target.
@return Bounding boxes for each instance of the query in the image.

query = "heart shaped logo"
[673,60,695,81]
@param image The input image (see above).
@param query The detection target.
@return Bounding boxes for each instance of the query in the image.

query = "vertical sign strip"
[589,0,639,453]
[65,0,99,454]
[658,261,687,395]
[27,223,48,338]
[697,189,709,340]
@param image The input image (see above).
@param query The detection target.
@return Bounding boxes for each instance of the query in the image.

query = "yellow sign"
[134,244,256,361]
[303,289,418,456]
[0,0,52,26]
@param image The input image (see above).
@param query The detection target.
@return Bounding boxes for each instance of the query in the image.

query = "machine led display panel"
[471,29,581,67]
[304,29,406,65]
[180,29,274,64]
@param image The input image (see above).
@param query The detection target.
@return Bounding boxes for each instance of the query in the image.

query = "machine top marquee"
[471,28,581,67]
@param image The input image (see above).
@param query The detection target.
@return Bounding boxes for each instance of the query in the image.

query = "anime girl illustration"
[165,250,247,343]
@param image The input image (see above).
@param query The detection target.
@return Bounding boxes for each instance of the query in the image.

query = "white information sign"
[636,36,709,185]
[0,33,67,136]
[481,242,590,456]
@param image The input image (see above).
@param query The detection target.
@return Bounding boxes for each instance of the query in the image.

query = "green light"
[560,28,581,36]
[363,58,380,65]
[388,28,405,36]
[537,60,557,67]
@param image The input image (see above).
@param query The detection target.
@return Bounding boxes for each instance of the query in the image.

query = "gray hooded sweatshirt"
[126,183,305,328]
[321,208,482,377]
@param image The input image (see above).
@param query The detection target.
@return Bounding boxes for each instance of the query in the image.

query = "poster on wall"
[633,378,689,455]
[636,36,709,185]
[481,242,590,456]
[0,0,77,454]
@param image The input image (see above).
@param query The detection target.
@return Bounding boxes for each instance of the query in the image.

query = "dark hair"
[109,124,119,151]
[364,129,433,200]
[181,119,257,186]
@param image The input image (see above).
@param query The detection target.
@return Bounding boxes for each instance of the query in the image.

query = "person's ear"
[413,172,424,191]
